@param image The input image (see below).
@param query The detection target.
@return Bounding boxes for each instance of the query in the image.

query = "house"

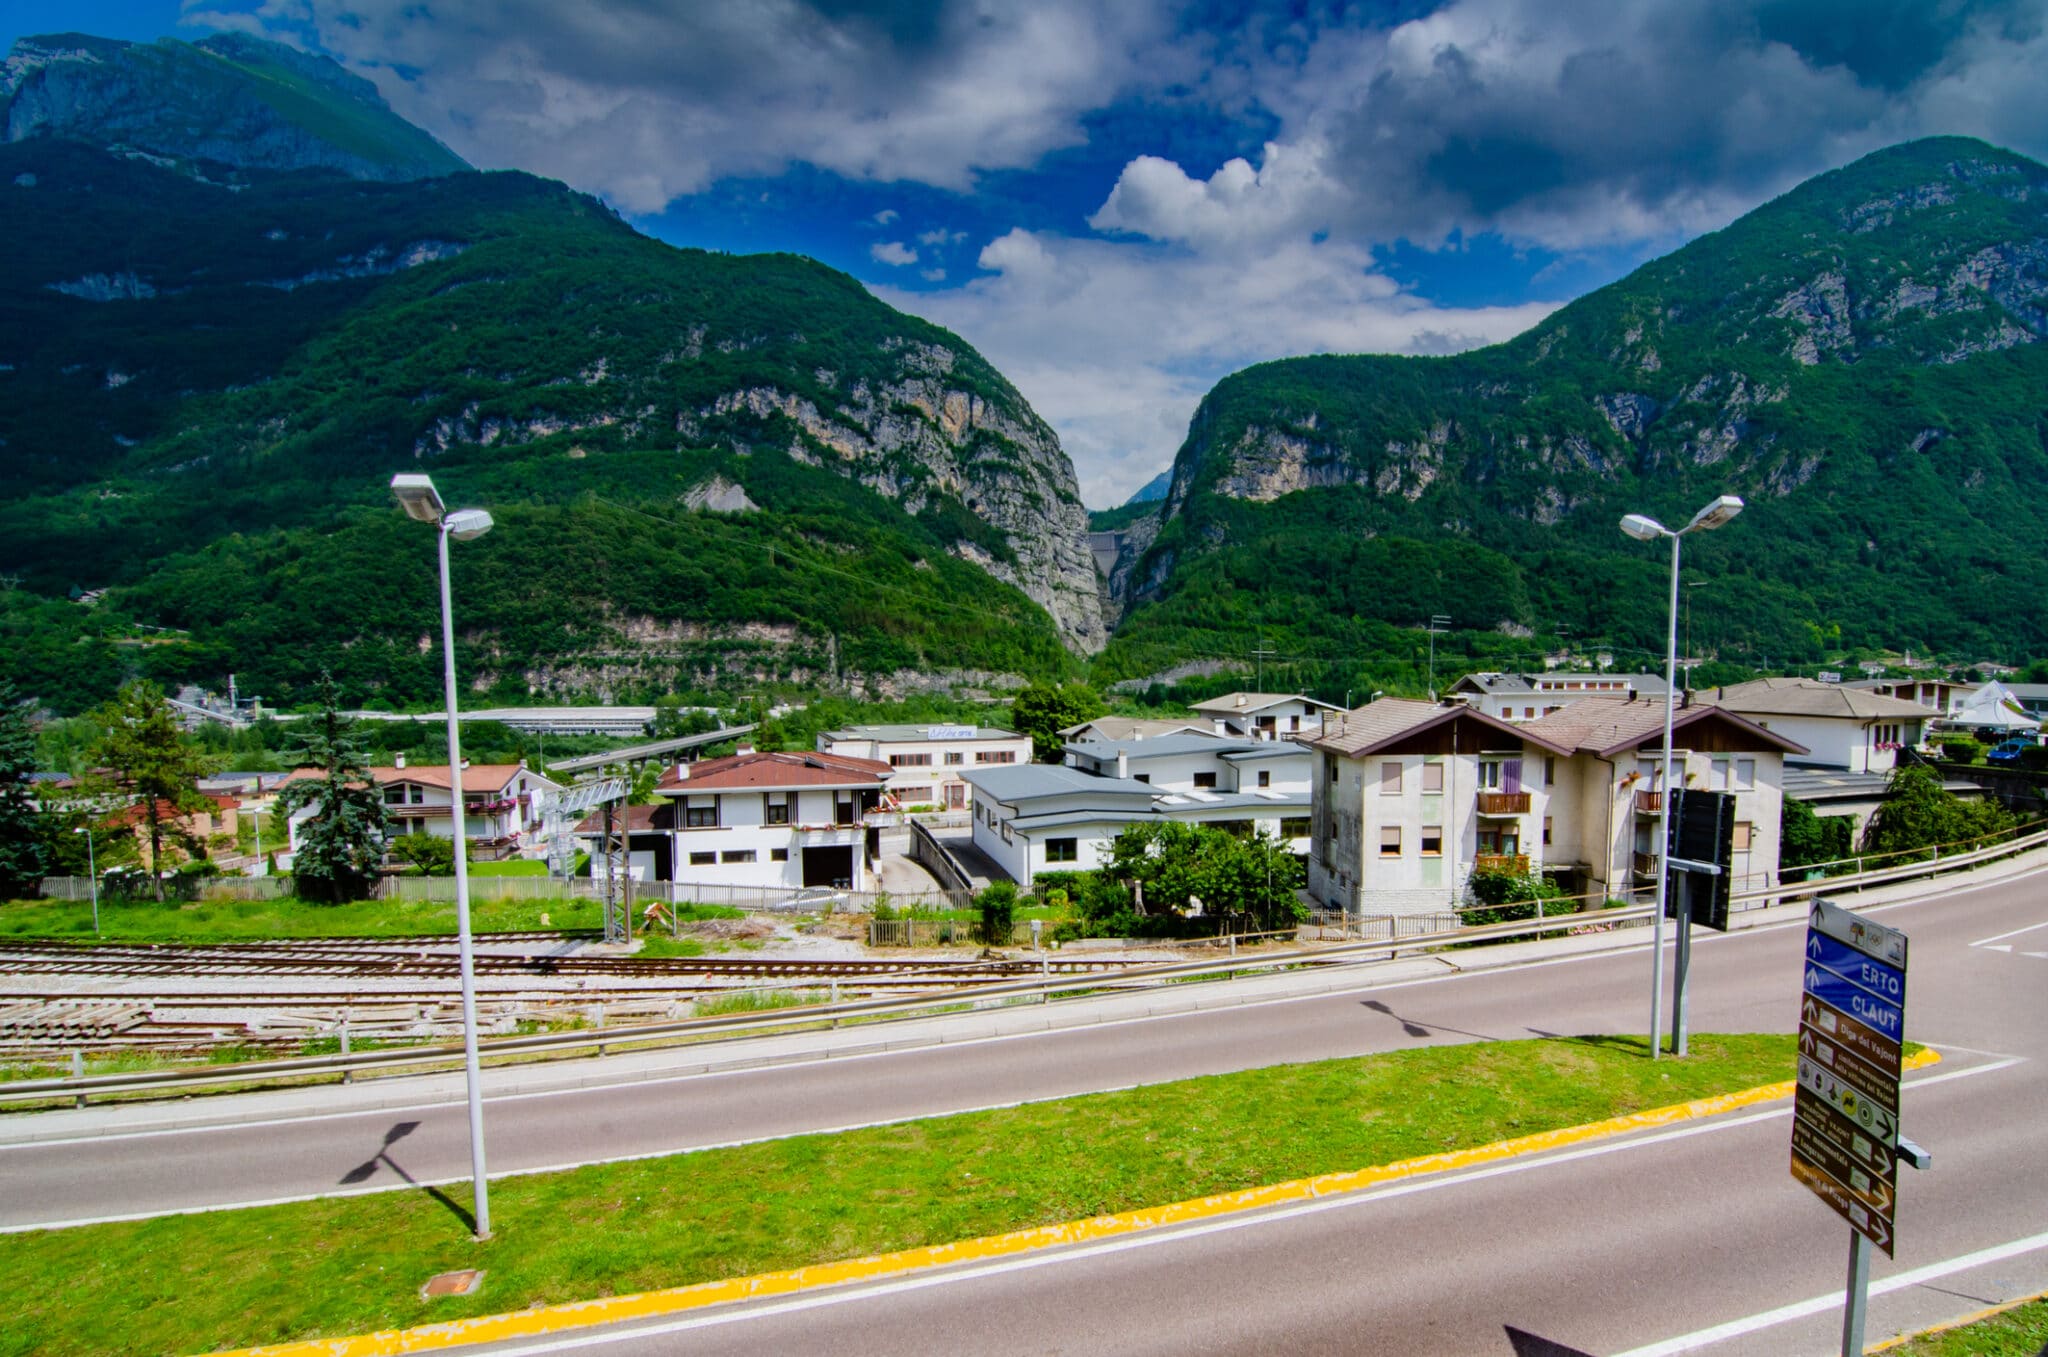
[283,759,561,863]
[1056,715,1218,744]
[1521,697,1807,904]
[963,748,1313,889]
[1449,671,1669,723]
[1778,764,1989,850]
[113,792,242,869]
[1842,676,1978,720]
[1305,699,1575,920]
[578,749,892,890]
[815,724,1032,811]
[1697,678,1932,773]
[1188,692,1343,741]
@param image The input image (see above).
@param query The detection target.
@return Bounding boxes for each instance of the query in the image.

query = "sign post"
[1791,899,1921,1356]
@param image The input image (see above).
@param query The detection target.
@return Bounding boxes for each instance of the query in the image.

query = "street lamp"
[390,472,496,1239]
[1619,494,1743,1060]
[73,827,98,936]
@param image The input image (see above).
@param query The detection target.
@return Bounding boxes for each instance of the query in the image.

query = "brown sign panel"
[1794,1085,1896,1180]
[1800,993,1902,1075]
[1798,1023,1899,1115]
[1792,1109,1896,1215]
[1791,1155,1894,1256]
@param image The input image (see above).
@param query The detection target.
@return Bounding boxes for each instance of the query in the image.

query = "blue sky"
[9,1,2048,505]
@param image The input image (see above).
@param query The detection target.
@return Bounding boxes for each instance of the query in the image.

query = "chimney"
[1116,750,1129,779]
[395,753,406,769]
[736,744,754,756]
[673,762,689,782]
[1235,694,1248,708]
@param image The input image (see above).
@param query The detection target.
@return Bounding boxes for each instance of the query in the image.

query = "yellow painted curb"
[1864,1283,2048,1353]
[211,1047,1942,1357]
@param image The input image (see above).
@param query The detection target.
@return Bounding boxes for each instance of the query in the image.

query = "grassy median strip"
[0,894,608,941]
[0,1033,1796,1357]
[1881,1295,2048,1356]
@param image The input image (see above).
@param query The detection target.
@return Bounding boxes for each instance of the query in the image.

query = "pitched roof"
[1066,733,1267,761]
[1307,698,1573,758]
[821,724,1024,743]
[282,763,544,793]
[1189,692,1342,715]
[1700,677,1934,721]
[1450,671,1668,697]
[1521,696,1808,758]
[961,763,1159,805]
[653,749,890,793]
[1056,716,1218,741]
[572,803,664,835]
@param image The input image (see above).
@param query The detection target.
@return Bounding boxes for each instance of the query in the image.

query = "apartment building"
[815,724,1031,811]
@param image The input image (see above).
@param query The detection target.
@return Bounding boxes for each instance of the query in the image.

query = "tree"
[275,674,388,902]
[1859,764,2013,862]
[1105,821,1307,933]
[388,830,463,876]
[1011,682,1106,762]
[975,880,1018,945]
[1780,796,1854,874]
[0,682,50,898]
[89,681,213,903]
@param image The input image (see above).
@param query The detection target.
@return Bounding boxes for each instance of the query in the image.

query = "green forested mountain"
[0,80,1100,712]
[1103,137,2048,681]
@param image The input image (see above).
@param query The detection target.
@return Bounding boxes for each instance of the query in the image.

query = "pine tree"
[0,682,50,899]
[276,674,388,902]
[89,681,213,903]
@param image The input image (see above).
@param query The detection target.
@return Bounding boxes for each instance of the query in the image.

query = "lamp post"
[390,472,496,1239]
[1619,494,1743,1060]
[73,827,98,936]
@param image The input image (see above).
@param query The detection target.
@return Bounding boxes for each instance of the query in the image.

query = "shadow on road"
[338,1120,478,1234]
[1360,997,1500,1042]
[1503,1324,1598,1356]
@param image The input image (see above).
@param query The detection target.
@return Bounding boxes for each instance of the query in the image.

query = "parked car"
[1985,738,2036,766]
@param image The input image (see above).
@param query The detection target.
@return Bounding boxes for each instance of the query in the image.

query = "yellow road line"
[211,1048,1942,1357]
[1864,1284,2048,1353]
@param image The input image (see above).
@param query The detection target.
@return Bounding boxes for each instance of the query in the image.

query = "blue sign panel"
[1805,932,1905,1006]
[1803,962,1903,1040]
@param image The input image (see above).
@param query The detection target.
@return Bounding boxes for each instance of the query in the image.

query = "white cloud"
[870,240,919,266]
[917,227,968,247]
[919,266,947,282]
[873,208,899,225]
[881,229,1554,506]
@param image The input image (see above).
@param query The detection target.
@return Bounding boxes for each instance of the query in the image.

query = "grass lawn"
[0,1033,1800,1357]
[1884,1296,2048,1355]
[0,894,608,942]
[467,859,551,877]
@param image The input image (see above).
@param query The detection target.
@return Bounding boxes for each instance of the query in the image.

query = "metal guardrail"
[7,827,2044,1108]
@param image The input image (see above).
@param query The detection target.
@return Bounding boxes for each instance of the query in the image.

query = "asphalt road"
[3,870,2043,1355]
[458,873,2048,1356]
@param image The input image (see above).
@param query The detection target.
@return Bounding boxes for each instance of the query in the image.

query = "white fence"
[38,875,296,903]
[375,874,961,913]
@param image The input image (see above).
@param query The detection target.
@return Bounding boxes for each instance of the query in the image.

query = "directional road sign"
[1792,899,1909,1256]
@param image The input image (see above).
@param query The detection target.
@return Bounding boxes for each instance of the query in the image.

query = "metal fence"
[38,875,296,903]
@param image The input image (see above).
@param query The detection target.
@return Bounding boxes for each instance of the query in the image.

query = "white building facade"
[816,724,1030,811]
[284,760,561,864]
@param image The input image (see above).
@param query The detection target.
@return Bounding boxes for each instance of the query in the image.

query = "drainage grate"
[420,1269,484,1299]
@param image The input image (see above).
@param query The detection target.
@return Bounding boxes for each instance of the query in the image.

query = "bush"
[388,831,463,876]
[1936,735,1982,763]
[1464,868,1565,927]
[976,881,1018,945]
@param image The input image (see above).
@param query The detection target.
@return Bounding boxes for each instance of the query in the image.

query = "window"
[1380,762,1403,794]
[1324,755,1338,784]
[689,851,716,866]
[1046,837,1078,863]
[1257,770,1271,788]
[1420,825,1443,857]
[410,786,425,804]
[834,798,855,826]
[1733,758,1756,791]
[1524,706,1536,719]
[765,796,790,825]
[771,848,790,862]
[1477,827,1520,855]
[685,800,718,828]
[1543,816,1553,846]
[1732,821,1754,852]
[976,750,1017,764]
[1380,826,1402,856]
[944,751,965,765]
[1193,771,1218,789]
[1421,762,1444,793]
[889,753,933,767]
[1134,774,1151,783]
[1001,820,1013,843]
[1281,817,1310,839]
[721,850,756,864]
[383,786,407,805]
[1543,756,1555,787]
[1708,758,1729,791]
[1476,760,1507,790]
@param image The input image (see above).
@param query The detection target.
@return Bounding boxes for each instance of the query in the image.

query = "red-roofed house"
[575,749,891,890]
[282,757,561,864]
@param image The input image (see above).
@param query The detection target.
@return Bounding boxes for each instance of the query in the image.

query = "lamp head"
[444,508,494,542]
[390,473,446,524]
[1619,513,1667,542]
[1684,494,1745,534]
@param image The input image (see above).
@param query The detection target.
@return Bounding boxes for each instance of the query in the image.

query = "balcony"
[1634,790,1664,815]
[1632,850,1659,879]
[1475,791,1530,816]
[1475,853,1529,875]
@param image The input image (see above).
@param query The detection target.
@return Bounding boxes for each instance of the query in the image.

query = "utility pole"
[1426,615,1450,700]
[1251,637,1278,691]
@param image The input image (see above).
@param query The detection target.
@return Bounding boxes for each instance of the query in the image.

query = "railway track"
[0,936,1151,1058]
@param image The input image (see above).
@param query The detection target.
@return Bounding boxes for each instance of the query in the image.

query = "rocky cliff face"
[3,32,467,181]
[1107,137,2048,667]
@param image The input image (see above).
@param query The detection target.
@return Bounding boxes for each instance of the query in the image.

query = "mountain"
[1126,471,1172,505]
[1103,137,2048,680]
[2,32,467,182]
[0,36,1104,713]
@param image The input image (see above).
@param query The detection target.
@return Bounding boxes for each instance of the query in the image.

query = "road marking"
[1969,917,2048,947]
[1610,1229,2048,1356]
[202,1053,1949,1357]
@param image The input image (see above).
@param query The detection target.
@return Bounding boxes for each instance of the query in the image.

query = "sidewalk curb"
[1864,1285,2048,1353]
[208,1048,1942,1357]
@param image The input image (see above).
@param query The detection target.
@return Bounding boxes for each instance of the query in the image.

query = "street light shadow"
[1360,998,1497,1042]
[1503,1324,1598,1356]
[336,1121,480,1235]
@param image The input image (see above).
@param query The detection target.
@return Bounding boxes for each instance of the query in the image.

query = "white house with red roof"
[576,749,892,890]
[282,757,561,864]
